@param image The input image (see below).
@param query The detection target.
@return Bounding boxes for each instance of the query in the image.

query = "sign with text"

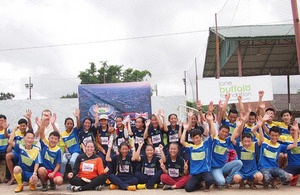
[198,75,273,105]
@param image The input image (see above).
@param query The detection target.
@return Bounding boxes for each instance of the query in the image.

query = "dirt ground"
[1,183,299,195]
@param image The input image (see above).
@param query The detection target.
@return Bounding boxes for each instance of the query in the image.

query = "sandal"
[7,180,16,185]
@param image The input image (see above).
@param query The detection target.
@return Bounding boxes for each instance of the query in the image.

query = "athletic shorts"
[236,170,260,180]
[46,169,63,180]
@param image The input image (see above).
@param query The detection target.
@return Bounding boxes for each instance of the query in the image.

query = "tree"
[78,61,152,84]
[61,92,78,98]
[297,89,300,94]
[0,92,15,100]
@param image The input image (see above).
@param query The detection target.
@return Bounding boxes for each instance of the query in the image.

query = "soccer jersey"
[258,139,288,169]
[60,127,81,154]
[111,154,134,176]
[0,129,9,152]
[265,121,290,136]
[185,136,212,175]
[278,135,300,166]
[221,118,236,136]
[139,155,161,176]
[211,136,232,168]
[166,125,180,145]
[40,138,62,171]
[14,143,41,172]
[132,127,146,150]
[98,126,110,152]
[115,129,126,147]
[243,123,256,136]
[148,125,164,148]
[73,153,105,180]
[235,138,259,173]
[165,155,184,179]
[78,129,96,147]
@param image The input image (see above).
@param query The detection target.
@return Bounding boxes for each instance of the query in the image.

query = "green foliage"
[0,92,15,100]
[186,100,196,109]
[298,89,300,94]
[61,92,78,98]
[78,61,152,84]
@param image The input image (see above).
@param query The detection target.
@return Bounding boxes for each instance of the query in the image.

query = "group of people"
[0,90,299,193]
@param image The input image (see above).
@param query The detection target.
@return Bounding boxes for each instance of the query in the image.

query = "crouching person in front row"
[8,128,41,193]
[37,115,63,191]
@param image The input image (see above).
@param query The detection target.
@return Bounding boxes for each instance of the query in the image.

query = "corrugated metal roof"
[210,24,295,40]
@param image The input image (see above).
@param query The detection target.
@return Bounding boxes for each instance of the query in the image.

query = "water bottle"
[67,184,71,190]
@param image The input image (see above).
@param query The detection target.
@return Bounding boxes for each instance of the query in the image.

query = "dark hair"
[136,117,145,127]
[18,118,28,125]
[249,112,257,117]
[64,117,74,125]
[116,116,124,120]
[266,108,275,113]
[168,114,178,121]
[150,114,157,120]
[83,117,93,124]
[85,140,95,148]
[288,123,300,131]
[169,142,179,150]
[145,144,155,150]
[190,128,203,138]
[242,133,253,140]
[269,126,281,134]
[118,142,130,169]
[49,131,60,139]
[228,109,238,115]
[219,124,230,131]
[24,131,35,137]
[281,109,292,117]
[0,114,7,120]
[205,112,216,120]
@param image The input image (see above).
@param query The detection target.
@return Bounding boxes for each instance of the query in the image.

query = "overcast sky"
[0,0,299,101]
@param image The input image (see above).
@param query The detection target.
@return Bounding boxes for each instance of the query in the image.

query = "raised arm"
[220,93,230,121]
[257,90,265,117]
[159,144,166,163]
[8,125,18,148]
[143,120,151,139]
[93,105,99,129]
[3,122,10,138]
[133,141,143,161]
[230,117,244,146]
[197,100,205,124]
[157,110,164,130]
[287,121,299,150]
[206,111,216,141]
[24,109,33,132]
[257,116,264,146]
[180,122,189,148]
[73,108,80,129]
[161,111,168,133]
[238,95,245,114]
[127,119,133,136]
[106,140,113,162]
[40,114,50,141]
[50,113,60,133]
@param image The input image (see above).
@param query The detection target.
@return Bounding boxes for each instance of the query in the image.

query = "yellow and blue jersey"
[258,139,287,169]
[266,121,290,136]
[60,127,81,154]
[211,136,232,168]
[278,135,300,166]
[14,143,41,172]
[40,138,62,171]
[221,118,236,136]
[185,136,212,175]
[235,138,259,173]
[0,129,9,152]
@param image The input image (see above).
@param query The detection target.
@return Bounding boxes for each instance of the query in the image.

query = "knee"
[254,172,263,182]
[214,177,225,186]
[6,153,13,160]
[38,167,46,175]
[13,166,22,174]
[160,174,168,181]
[54,177,64,186]
[233,174,242,183]
[235,160,243,168]
[185,185,193,192]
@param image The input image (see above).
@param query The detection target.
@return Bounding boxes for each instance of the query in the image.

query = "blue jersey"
[40,138,62,171]
[132,127,146,151]
[258,139,287,169]
[61,127,81,154]
[235,138,259,173]
[14,143,41,172]
[148,125,164,148]
[165,155,184,179]
[111,154,134,176]
[185,136,212,175]
[115,129,126,147]
[166,125,180,146]
[211,136,232,168]
[221,118,236,136]
[98,126,110,152]
[278,135,300,166]
[0,129,9,152]
[139,155,161,176]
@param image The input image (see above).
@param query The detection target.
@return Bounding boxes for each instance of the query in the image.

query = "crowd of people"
[0,90,299,193]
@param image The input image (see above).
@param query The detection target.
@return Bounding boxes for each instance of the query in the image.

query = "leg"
[146,170,162,189]
[200,172,215,190]
[81,175,107,191]
[37,167,48,184]
[212,167,225,186]
[60,154,69,176]
[70,176,86,187]
[135,172,149,184]
[260,168,272,186]
[185,174,201,192]
[273,168,292,183]
[53,172,64,186]
[13,166,23,186]
[253,171,263,183]
[70,153,79,169]
[160,173,176,186]
[222,160,243,183]
[233,173,242,184]
[6,152,15,181]
[108,174,129,190]
[174,175,190,189]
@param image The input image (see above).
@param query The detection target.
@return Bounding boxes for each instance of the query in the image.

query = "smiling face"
[151,115,158,128]
[100,119,108,129]
[65,119,74,131]
[242,137,252,148]
[192,134,202,145]
[85,142,95,156]
[218,127,229,140]
[83,119,92,131]
[24,132,35,146]
[228,113,238,124]
[48,134,59,148]
[116,117,123,129]
[269,131,280,144]
[248,115,256,125]
[120,144,129,158]
[19,123,28,134]
[145,145,155,158]
[281,112,292,124]
[191,115,197,127]
[169,114,178,127]
[266,110,275,122]
[169,143,179,157]
[135,118,144,129]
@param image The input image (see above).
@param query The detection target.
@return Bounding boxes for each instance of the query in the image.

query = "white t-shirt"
[33,123,59,148]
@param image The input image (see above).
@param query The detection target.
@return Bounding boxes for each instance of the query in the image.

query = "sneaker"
[127,185,136,191]
[291,175,299,186]
[163,185,173,190]
[110,184,119,190]
[153,184,158,189]
[41,183,48,191]
[137,184,146,189]
[71,185,82,192]
[14,185,23,193]
[50,180,56,190]
[106,179,111,185]
[95,185,102,191]
[29,183,36,191]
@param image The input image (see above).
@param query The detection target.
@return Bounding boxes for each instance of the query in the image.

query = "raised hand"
[187,110,194,118]
[35,117,41,127]
[258,90,264,98]
[159,159,165,170]
[184,160,189,170]
[183,121,189,131]
[225,93,230,101]
[73,108,80,118]
[206,112,214,122]
[240,111,247,122]
[257,116,263,127]
[208,101,216,113]
[146,120,151,128]
[93,105,99,113]
[160,110,165,118]
[196,100,202,110]
[218,100,224,109]
[259,101,266,110]
[138,141,143,148]
[262,114,271,122]
[292,120,300,131]
[248,104,252,113]
[158,144,164,151]
[104,166,110,173]
[50,113,57,125]
[3,122,9,130]
[24,109,32,120]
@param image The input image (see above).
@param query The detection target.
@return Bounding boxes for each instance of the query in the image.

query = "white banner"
[198,75,273,105]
